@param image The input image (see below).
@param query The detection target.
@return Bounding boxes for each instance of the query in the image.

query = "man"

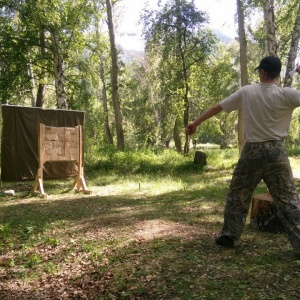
[186,55,300,250]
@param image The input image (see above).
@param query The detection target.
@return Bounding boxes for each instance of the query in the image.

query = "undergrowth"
[86,147,239,176]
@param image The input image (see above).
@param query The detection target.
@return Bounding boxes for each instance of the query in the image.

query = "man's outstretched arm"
[186,103,223,135]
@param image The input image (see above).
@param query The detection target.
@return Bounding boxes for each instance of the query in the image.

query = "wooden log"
[193,151,207,166]
[250,194,285,233]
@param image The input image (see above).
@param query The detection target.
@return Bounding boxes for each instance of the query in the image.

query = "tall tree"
[93,0,113,144]
[100,57,114,144]
[142,0,215,154]
[106,0,125,150]
[283,4,300,87]
[36,28,47,108]
[237,0,248,152]
[262,0,278,55]
[0,0,94,109]
[50,30,68,109]
[0,2,38,104]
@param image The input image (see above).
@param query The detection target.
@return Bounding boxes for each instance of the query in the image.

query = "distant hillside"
[213,29,235,44]
[119,46,145,63]
[119,29,234,63]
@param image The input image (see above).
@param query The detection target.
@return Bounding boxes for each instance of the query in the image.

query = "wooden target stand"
[32,124,92,199]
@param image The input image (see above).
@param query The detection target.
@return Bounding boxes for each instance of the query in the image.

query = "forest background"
[1,0,300,157]
[2,1,300,299]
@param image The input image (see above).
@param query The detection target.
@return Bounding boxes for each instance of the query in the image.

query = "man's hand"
[186,123,197,135]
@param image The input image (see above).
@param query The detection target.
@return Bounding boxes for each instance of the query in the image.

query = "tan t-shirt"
[220,83,300,142]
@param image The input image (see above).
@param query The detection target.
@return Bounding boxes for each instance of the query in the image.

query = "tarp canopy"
[1,105,85,182]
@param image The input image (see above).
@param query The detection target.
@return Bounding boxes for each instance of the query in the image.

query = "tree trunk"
[36,29,47,108]
[262,0,278,55]
[51,31,68,110]
[237,0,248,153]
[182,63,189,155]
[27,55,36,107]
[283,4,300,87]
[149,87,161,146]
[175,0,189,154]
[106,0,125,151]
[174,119,182,152]
[94,0,113,144]
[100,58,114,144]
[36,84,46,107]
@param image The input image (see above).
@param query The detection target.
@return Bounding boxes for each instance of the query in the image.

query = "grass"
[0,148,300,299]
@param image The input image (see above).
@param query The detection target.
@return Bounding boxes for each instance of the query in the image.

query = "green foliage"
[0,0,94,107]
[274,0,299,60]
[0,223,11,248]
[140,0,217,150]
[85,147,240,178]
[24,253,43,269]
[1,0,300,153]
[287,148,300,157]
[285,108,300,148]
[88,148,198,175]
[0,3,38,103]
[189,42,240,146]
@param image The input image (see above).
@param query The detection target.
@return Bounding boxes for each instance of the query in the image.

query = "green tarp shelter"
[1,105,85,182]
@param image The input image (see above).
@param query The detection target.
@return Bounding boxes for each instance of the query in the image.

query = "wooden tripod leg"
[32,124,48,199]
[32,167,48,199]
[71,167,92,194]
[70,126,92,195]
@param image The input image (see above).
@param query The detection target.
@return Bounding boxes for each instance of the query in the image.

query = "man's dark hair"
[254,55,282,79]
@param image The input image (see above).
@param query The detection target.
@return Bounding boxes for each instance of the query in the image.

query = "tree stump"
[194,151,207,166]
[250,194,285,233]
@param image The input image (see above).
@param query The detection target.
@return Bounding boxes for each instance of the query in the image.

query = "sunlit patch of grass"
[91,175,186,197]
[289,156,300,172]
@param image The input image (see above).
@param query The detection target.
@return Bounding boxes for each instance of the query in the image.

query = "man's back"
[221,83,300,142]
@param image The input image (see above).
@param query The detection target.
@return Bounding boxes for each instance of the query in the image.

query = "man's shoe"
[215,236,234,248]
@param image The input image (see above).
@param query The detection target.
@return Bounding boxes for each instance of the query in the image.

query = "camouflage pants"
[221,140,300,250]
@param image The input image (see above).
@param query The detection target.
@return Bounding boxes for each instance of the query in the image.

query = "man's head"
[255,55,282,79]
